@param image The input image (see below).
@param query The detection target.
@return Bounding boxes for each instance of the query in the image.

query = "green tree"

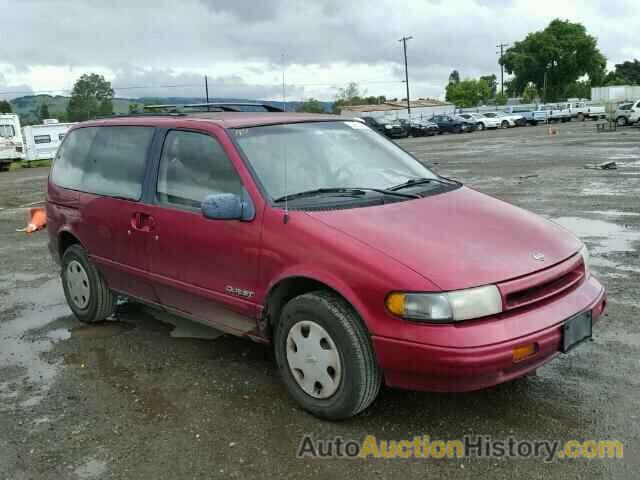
[501,19,606,102]
[563,80,591,99]
[480,74,498,98]
[296,98,325,113]
[494,92,508,105]
[521,83,539,104]
[128,103,141,113]
[39,102,50,120]
[607,59,640,85]
[446,79,490,107]
[67,73,114,121]
[0,100,11,113]
[448,70,460,84]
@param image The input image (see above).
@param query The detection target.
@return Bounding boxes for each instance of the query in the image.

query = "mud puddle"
[552,217,640,255]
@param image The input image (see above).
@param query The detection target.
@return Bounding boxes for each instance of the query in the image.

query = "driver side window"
[157,130,243,209]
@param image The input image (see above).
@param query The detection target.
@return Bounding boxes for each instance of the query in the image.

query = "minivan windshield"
[232,121,440,201]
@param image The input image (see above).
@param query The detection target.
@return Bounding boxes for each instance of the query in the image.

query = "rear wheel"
[61,244,115,323]
[454,126,463,134]
[577,113,585,122]
[501,120,509,129]
[531,120,538,126]
[274,291,382,420]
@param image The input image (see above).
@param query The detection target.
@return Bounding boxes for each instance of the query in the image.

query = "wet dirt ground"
[1,122,639,479]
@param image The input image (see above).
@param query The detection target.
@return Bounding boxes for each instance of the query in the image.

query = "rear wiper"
[274,187,419,203]
[388,177,459,191]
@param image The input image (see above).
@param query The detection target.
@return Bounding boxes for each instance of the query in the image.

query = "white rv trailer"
[22,119,76,161]
[0,113,25,170]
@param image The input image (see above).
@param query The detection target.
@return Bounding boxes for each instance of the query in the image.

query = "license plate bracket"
[562,311,592,353]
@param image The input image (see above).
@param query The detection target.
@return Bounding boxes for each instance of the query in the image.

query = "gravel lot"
[1,122,638,479]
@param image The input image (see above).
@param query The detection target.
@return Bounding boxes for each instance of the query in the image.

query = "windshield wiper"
[274,187,419,203]
[388,176,459,192]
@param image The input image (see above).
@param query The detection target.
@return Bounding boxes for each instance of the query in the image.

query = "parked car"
[560,101,607,121]
[458,112,501,131]
[538,104,571,123]
[482,111,526,128]
[453,115,477,133]
[429,114,468,134]
[47,108,606,420]
[614,100,640,126]
[0,113,25,171]
[503,106,547,126]
[378,118,408,138]
[399,118,439,137]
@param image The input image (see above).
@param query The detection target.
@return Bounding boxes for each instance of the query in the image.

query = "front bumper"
[372,276,606,392]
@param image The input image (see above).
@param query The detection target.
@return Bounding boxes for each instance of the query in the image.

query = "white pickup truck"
[561,101,607,121]
[537,104,572,123]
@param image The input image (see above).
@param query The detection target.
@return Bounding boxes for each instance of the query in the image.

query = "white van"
[22,119,76,161]
[0,113,25,170]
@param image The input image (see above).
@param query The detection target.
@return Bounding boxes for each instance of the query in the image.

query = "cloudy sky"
[1,0,638,101]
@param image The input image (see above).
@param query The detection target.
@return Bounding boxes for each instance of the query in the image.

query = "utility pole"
[496,43,508,96]
[398,36,413,115]
[281,52,286,112]
[204,75,209,111]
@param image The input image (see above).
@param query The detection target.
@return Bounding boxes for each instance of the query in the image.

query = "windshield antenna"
[282,52,289,224]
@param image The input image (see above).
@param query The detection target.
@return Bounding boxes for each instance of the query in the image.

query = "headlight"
[580,244,590,278]
[386,285,503,323]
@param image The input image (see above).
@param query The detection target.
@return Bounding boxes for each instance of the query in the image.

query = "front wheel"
[476,122,484,131]
[501,120,509,129]
[274,291,382,420]
[531,120,538,126]
[577,113,585,122]
[616,116,627,126]
[61,244,116,323]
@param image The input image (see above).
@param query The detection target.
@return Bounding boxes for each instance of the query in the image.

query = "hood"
[306,187,581,291]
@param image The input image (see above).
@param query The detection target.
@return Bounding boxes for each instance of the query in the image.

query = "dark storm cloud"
[0,0,637,99]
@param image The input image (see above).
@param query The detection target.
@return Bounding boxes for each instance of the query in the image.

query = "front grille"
[499,255,585,311]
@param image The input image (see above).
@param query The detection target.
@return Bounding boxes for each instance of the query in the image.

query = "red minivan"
[47,106,606,419]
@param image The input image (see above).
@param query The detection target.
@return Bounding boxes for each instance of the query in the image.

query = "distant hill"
[9,94,333,124]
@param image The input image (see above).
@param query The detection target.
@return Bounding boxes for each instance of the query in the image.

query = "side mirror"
[201,188,255,221]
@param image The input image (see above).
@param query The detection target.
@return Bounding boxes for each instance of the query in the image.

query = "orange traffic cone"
[17,207,47,233]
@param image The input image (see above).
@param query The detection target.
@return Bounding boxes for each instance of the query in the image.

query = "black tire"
[61,244,115,323]
[616,116,627,126]
[501,120,509,129]
[476,122,484,131]
[454,126,463,134]
[577,113,585,122]
[531,120,538,126]
[274,290,382,420]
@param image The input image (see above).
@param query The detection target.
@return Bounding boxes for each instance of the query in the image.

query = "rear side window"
[34,135,51,144]
[51,126,154,200]
[157,130,243,209]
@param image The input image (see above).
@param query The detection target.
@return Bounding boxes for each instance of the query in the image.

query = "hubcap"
[66,260,90,309]
[286,321,342,399]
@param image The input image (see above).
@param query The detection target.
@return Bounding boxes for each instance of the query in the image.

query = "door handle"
[131,212,155,232]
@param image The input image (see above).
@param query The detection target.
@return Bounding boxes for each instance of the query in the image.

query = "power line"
[0,79,406,97]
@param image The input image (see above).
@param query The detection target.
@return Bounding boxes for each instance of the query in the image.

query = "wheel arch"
[58,230,82,260]
[262,274,368,339]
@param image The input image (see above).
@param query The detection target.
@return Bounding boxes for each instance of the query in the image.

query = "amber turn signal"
[512,343,537,362]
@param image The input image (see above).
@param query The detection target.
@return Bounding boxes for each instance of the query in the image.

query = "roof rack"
[142,102,285,113]
[96,112,186,119]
